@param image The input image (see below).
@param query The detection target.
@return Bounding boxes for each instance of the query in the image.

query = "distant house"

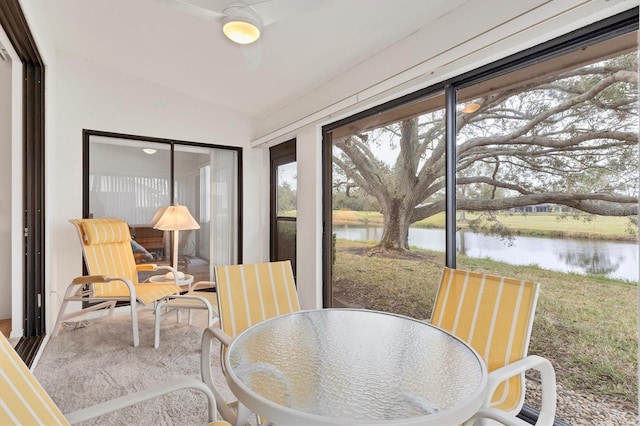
[510,204,572,213]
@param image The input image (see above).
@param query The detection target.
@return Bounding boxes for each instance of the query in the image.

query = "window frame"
[270,138,297,273]
[82,129,244,268]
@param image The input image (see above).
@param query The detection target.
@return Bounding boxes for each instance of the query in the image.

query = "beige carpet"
[34,307,234,425]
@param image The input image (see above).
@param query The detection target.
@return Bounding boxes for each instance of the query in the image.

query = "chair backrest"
[0,333,69,425]
[431,267,539,414]
[214,260,300,340]
[70,218,140,296]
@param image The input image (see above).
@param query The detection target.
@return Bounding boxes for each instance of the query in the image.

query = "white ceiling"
[33,0,624,126]
[34,0,479,120]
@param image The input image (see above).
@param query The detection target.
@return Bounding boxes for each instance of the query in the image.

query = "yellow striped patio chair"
[431,267,557,426]
[0,332,229,425]
[52,218,183,347]
[201,260,300,425]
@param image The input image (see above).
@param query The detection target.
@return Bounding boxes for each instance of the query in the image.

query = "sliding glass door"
[84,131,241,282]
[174,145,239,281]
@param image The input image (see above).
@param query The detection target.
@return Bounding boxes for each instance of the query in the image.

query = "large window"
[84,131,241,283]
[323,10,638,424]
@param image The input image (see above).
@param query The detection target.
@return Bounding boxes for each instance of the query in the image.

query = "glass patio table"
[224,309,488,425]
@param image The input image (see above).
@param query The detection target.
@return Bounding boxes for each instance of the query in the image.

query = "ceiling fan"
[163,0,329,68]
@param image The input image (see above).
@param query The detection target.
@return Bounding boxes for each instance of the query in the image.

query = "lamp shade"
[149,206,168,227]
[152,205,200,231]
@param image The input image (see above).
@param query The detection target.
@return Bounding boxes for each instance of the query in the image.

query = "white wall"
[0,56,11,319]
[240,143,270,264]
[46,51,261,331]
[295,125,323,310]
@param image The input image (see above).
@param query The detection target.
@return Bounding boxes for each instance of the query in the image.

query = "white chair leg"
[236,402,254,426]
[129,298,139,347]
[51,299,71,337]
[154,299,164,349]
[51,284,82,337]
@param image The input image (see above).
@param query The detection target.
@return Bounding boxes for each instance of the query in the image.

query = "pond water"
[333,226,638,282]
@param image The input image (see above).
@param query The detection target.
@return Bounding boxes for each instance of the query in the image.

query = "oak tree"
[333,53,638,250]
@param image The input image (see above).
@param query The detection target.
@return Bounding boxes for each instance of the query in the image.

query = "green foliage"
[333,188,379,211]
[466,211,515,244]
[277,182,296,214]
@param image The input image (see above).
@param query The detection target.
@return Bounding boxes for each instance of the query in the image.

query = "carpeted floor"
[33,307,234,425]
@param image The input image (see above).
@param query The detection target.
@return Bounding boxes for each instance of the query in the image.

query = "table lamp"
[151,204,200,280]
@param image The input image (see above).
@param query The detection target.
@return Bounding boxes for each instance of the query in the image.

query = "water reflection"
[333,225,638,282]
[555,248,623,276]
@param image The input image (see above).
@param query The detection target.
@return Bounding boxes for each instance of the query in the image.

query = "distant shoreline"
[331,210,638,243]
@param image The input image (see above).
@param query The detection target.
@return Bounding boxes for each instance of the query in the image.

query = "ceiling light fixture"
[461,102,481,113]
[142,148,157,155]
[221,2,262,45]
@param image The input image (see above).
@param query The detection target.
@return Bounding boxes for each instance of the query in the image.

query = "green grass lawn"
[332,239,638,411]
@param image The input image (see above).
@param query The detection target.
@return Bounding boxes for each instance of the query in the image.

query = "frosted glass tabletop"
[225,309,487,425]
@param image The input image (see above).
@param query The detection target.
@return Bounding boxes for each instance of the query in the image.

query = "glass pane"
[174,145,239,282]
[277,162,297,217]
[455,33,638,422]
[275,218,296,271]
[89,137,170,223]
[88,137,171,263]
[272,159,297,275]
[330,92,446,317]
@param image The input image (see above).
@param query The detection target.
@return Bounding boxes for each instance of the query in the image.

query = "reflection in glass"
[174,146,239,281]
[88,135,239,282]
[89,137,170,223]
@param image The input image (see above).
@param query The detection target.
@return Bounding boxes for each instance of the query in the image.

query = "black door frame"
[82,129,244,267]
[269,139,296,274]
[0,0,46,338]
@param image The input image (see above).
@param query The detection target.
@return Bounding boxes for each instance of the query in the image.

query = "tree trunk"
[379,199,411,250]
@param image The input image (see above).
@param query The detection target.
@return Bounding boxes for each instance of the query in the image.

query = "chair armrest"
[136,263,158,272]
[202,325,233,349]
[71,275,109,285]
[64,378,220,424]
[485,355,557,426]
[201,326,237,423]
[463,407,531,426]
